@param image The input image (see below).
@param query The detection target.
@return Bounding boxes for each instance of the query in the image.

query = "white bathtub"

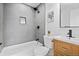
[0,41,49,56]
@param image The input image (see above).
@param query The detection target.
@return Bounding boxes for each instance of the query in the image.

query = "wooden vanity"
[53,39,79,56]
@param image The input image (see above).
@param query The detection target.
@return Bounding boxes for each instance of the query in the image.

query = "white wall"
[3,3,36,46]
[46,3,79,38]
[35,4,45,44]
[0,3,3,51]
[46,3,60,35]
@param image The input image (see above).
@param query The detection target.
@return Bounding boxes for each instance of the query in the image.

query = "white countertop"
[54,36,79,45]
[44,35,79,45]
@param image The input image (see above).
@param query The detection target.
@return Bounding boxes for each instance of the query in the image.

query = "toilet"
[44,35,54,49]
[44,35,54,55]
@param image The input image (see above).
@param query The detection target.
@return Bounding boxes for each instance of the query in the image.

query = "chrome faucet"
[67,29,72,38]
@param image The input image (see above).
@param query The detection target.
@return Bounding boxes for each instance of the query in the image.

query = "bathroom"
[0,3,79,56]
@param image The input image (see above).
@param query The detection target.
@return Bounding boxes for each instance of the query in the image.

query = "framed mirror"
[60,3,79,28]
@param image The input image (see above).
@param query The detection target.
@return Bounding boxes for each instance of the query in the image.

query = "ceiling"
[24,3,40,8]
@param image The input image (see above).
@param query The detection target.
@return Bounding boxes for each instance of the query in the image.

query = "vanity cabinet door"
[61,41,73,55]
[54,40,63,50]
[54,40,63,56]
[54,40,66,56]
[54,39,79,56]
[72,44,79,56]
[54,40,73,56]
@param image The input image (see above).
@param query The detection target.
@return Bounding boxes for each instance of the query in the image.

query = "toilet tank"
[44,35,54,49]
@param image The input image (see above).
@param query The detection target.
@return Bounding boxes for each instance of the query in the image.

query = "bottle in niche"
[48,31,52,36]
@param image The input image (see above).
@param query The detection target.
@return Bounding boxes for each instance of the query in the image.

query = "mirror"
[60,3,79,28]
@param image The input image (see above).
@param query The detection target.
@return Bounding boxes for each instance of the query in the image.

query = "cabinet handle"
[62,47,68,51]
